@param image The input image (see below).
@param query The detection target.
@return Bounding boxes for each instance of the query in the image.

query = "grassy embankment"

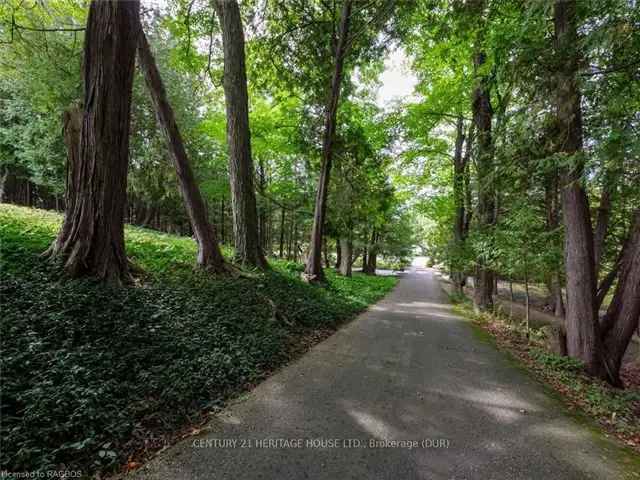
[0,204,397,474]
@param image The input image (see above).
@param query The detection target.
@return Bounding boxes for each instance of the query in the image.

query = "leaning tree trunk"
[339,237,353,277]
[470,1,495,312]
[554,0,604,378]
[137,28,228,272]
[596,240,627,310]
[47,0,139,283]
[601,209,640,386]
[303,0,353,283]
[214,0,266,269]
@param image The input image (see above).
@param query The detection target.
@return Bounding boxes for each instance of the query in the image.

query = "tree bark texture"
[601,209,640,385]
[214,0,266,268]
[47,105,82,255]
[48,0,140,283]
[303,0,353,283]
[339,237,353,277]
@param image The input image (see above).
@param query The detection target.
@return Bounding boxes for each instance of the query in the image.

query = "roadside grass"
[0,204,397,475]
[448,294,640,454]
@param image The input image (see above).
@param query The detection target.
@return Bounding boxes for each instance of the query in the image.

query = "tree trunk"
[47,0,139,283]
[351,248,361,268]
[303,0,353,283]
[335,239,342,269]
[0,166,7,202]
[470,0,494,312]
[339,237,352,277]
[287,215,295,260]
[137,28,227,272]
[524,263,530,334]
[471,68,495,311]
[452,116,467,294]
[596,239,628,310]
[278,206,286,258]
[292,220,299,262]
[552,275,566,317]
[323,236,331,268]
[593,177,613,279]
[601,209,640,385]
[214,0,266,269]
[47,105,82,255]
[544,167,565,318]
[219,198,226,244]
[366,250,378,275]
[364,229,378,275]
[257,156,268,253]
[554,0,604,377]
[463,123,475,235]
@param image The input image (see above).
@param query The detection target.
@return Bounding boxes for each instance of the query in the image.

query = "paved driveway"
[129,265,634,479]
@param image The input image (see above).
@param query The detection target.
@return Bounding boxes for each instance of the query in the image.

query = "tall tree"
[470,0,495,312]
[47,0,140,283]
[451,116,467,294]
[136,27,228,272]
[303,0,353,283]
[214,0,267,268]
[553,0,604,377]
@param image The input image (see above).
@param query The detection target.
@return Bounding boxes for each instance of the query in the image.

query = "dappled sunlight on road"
[345,407,401,440]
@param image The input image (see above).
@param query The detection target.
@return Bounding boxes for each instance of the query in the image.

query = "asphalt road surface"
[129,262,634,480]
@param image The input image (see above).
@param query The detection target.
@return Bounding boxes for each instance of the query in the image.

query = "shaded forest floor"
[0,204,397,475]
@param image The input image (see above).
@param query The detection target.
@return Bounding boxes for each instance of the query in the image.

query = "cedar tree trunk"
[47,0,139,283]
[339,237,353,277]
[554,0,604,377]
[214,0,266,268]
